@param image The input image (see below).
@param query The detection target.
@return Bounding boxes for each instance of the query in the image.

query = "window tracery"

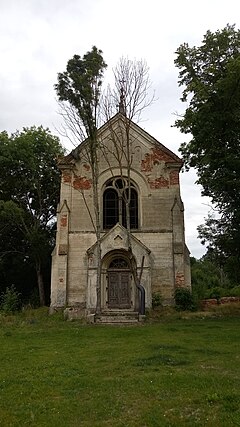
[103,177,138,229]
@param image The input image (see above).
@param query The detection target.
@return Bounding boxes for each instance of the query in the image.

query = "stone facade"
[51,113,191,316]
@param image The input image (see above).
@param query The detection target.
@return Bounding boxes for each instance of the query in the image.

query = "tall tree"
[55,46,107,312]
[174,24,240,278]
[0,127,64,305]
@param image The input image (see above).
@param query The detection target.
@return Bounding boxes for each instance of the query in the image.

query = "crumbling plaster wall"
[51,120,190,310]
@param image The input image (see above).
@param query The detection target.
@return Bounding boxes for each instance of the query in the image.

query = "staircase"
[95,310,141,324]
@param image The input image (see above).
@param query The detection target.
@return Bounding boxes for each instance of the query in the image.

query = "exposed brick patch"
[175,272,185,287]
[62,170,72,183]
[58,244,68,255]
[141,153,152,172]
[73,175,92,190]
[170,170,179,185]
[62,169,91,190]
[60,214,68,227]
[141,147,175,172]
[83,163,90,171]
[148,176,169,189]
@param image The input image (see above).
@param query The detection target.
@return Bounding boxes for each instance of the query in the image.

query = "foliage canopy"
[175,24,240,282]
[0,126,64,305]
[55,46,107,140]
[175,24,240,209]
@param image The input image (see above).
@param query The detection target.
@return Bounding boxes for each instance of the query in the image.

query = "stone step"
[95,311,139,324]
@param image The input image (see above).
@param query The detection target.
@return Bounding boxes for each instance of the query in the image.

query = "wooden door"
[108,270,131,309]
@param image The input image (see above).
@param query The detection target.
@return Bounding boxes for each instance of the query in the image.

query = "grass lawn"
[0,309,239,427]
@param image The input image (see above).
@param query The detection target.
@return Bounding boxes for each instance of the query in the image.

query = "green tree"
[190,256,227,301]
[0,200,35,302]
[174,24,240,280]
[55,46,107,312]
[0,127,64,305]
[197,215,240,284]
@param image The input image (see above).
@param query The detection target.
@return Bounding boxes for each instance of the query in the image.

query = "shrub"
[27,288,40,308]
[204,287,236,300]
[0,285,22,313]
[230,286,240,297]
[152,292,162,309]
[174,288,195,311]
[207,287,222,302]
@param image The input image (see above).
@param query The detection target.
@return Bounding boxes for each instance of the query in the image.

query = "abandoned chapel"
[50,111,191,321]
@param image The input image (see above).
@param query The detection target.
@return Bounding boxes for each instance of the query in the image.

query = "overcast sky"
[1,0,239,258]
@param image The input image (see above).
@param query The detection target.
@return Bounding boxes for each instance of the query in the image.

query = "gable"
[87,223,151,267]
[58,113,182,169]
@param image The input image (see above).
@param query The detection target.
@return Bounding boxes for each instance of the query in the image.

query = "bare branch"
[114,57,155,121]
[55,101,87,147]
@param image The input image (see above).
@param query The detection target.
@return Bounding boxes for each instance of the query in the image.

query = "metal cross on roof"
[118,85,126,115]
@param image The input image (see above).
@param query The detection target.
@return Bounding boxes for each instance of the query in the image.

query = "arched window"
[103,178,138,230]
[109,258,129,269]
[103,189,118,229]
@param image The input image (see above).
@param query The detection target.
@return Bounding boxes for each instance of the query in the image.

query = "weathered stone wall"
[135,232,175,303]
[66,233,95,305]
[51,115,190,312]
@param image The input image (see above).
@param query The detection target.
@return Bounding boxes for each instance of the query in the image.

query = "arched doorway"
[107,257,131,309]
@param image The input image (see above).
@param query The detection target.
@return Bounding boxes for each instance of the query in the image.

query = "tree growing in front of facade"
[55,46,107,312]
